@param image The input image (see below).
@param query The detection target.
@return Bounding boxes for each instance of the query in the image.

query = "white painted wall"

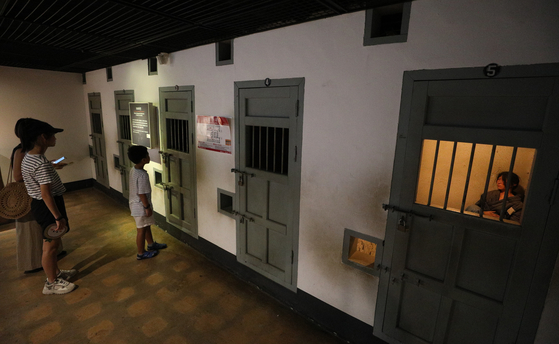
[0,67,90,183]
[3,0,558,341]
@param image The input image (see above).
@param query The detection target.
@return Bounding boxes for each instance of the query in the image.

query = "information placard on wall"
[130,102,157,148]
[196,116,232,154]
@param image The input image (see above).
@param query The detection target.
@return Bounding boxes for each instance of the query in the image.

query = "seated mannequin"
[465,172,523,223]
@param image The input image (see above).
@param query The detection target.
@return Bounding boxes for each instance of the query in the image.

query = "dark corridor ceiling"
[0,0,408,74]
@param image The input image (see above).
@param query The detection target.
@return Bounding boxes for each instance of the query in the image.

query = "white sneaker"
[43,278,75,295]
[57,269,77,280]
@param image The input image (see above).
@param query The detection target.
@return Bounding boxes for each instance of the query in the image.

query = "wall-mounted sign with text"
[196,116,232,154]
[129,102,157,148]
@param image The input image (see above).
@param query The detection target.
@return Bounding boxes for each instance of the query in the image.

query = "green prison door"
[375,66,559,344]
[88,93,109,188]
[234,78,304,291]
[114,90,134,200]
[159,86,198,238]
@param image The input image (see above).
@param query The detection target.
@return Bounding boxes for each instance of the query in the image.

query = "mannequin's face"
[496,176,517,192]
[496,176,506,191]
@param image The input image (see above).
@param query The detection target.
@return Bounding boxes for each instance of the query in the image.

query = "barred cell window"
[119,115,131,140]
[246,125,289,175]
[91,113,102,134]
[415,139,535,224]
[166,118,189,153]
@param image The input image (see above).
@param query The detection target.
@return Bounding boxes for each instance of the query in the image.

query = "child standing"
[127,145,167,260]
[21,119,77,295]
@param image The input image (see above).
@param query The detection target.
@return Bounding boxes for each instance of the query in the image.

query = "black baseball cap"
[26,119,64,136]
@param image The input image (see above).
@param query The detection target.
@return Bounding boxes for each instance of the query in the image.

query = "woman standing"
[12,118,64,273]
[21,119,76,294]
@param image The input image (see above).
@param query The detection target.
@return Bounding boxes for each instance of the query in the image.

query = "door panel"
[88,93,109,188]
[159,86,197,237]
[375,69,559,344]
[235,79,304,291]
[405,218,453,282]
[445,301,499,344]
[455,229,516,302]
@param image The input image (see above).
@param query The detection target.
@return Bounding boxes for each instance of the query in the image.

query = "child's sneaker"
[137,250,158,260]
[43,278,75,295]
[57,269,77,280]
[147,242,167,250]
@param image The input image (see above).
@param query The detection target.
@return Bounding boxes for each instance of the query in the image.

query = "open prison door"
[88,93,110,188]
[374,64,559,344]
[234,78,304,291]
[158,86,198,238]
[114,90,134,200]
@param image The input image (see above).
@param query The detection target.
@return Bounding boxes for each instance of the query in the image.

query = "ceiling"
[0,0,407,74]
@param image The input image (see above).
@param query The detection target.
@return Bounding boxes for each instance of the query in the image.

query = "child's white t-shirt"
[129,167,151,217]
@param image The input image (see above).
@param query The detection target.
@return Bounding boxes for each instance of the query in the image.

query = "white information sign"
[196,116,232,154]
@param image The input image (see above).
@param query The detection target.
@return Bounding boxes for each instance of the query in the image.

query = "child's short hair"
[128,145,148,164]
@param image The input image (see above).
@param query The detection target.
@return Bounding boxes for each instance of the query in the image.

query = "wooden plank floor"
[0,188,344,344]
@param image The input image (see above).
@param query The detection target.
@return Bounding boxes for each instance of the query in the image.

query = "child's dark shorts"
[31,196,69,240]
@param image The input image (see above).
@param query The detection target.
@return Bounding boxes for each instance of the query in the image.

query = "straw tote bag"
[0,159,32,219]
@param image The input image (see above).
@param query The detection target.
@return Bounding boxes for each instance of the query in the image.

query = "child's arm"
[138,193,153,217]
[40,183,66,231]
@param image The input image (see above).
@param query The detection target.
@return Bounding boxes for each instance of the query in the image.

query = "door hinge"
[291,250,294,264]
[191,101,193,112]
[194,207,196,219]
[192,133,194,145]
[294,146,297,162]
[296,100,299,117]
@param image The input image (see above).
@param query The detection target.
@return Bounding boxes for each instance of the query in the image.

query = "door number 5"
[484,63,501,77]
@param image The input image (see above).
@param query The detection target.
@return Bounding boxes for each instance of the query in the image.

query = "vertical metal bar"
[266,126,270,172]
[183,119,186,152]
[273,127,277,173]
[281,128,285,174]
[169,118,175,149]
[259,126,263,170]
[170,119,175,150]
[499,147,518,222]
[461,143,476,213]
[251,126,256,168]
[480,145,497,218]
[180,119,183,152]
[166,119,170,149]
[181,119,185,152]
[175,119,179,151]
[167,119,171,149]
[178,119,182,152]
[443,141,458,210]
[427,140,440,207]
